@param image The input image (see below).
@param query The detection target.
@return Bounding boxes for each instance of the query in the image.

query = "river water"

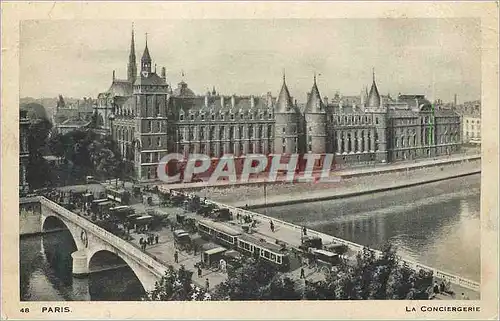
[20,230,144,301]
[20,174,480,301]
[256,174,481,282]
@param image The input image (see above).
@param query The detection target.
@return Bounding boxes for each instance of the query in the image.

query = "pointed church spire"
[127,23,137,83]
[372,67,375,82]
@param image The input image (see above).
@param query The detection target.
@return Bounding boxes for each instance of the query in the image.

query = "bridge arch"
[86,246,159,293]
[87,249,146,298]
[41,214,85,250]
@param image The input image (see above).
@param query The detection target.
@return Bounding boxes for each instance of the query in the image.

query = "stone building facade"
[19,109,30,194]
[94,30,462,182]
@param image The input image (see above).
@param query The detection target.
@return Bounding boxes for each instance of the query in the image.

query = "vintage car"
[173,229,192,251]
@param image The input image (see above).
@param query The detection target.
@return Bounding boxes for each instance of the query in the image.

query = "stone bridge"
[39,196,166,292]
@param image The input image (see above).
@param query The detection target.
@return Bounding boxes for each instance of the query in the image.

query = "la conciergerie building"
[94,30,462,183]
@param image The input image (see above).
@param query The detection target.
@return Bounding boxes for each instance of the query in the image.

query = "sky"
[20,18,481,103]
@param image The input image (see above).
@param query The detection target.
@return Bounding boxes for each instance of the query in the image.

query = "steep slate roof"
[134,72,167,87]
[107,79,133,97]
[275,75,299,114]
[304,76,325,114]
[173,81,196,97]
[396,95,432,110]
[171,94,274,114]
[141,39,151,63]
[367,77,381,108]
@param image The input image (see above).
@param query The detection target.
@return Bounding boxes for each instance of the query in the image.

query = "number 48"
[20,307,30,313]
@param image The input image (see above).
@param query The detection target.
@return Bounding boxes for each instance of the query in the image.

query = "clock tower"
[141,34,152,77]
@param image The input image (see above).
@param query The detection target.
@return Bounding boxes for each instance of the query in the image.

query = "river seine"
[20,174,480,300]
[257,174,481,282]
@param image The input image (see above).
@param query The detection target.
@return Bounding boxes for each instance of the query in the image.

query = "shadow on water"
[20,229,145,301]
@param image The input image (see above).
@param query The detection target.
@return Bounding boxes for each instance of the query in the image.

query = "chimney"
[161,67,166,80]
[231,95,236,109]
[250,95,255,108]
[267,92,273,107]
[112,70,115,81]
[221,96,225,107]
[323,96,328,105]
[204,94,209,107]
[454,94,457,107]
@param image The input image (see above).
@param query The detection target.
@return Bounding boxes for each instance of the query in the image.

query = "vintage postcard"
[1,1,498,320]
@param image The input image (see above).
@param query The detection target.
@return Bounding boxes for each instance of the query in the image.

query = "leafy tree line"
[143,244,433,301]
[47,129,125,183]
[26,118,53,189]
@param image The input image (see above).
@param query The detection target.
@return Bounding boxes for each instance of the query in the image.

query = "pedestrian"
[197,265,202,278]
[439,281,445,293]
[300,267,305,279]
[270,220,275,233]
[139,237,144,246]
[461,293,469,300]
[433,281,439,295]
[205,278,210,290]
[155,234,159,244]
[174,251,179,263]
[303,226,307,236]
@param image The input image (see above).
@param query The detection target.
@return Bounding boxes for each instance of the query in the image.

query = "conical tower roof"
[367,69,380,108]
[141,34,151,63]
[305,74,325,113]
[275,73,298,113]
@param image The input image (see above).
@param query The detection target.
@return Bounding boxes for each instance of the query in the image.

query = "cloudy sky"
[20,18,480,103]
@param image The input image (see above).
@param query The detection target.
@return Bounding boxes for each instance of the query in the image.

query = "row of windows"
[466,119,480,124]
[115,126,134,141]
[332,115,375,125]
[180,141,273,157]
[180,111,274,122]
[141,152,164,164]
[237,240,282,264]
[178,125,274,141]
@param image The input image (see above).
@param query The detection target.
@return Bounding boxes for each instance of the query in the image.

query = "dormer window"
[201,114,205,121]
[260,113,264,120]
[180,114,184,121]
[212,114,215,121]
[220,113,224,121]
[240,113,244,119]
[250,113,254,120]
[268,112,273,120]
[230,114,235,121]
[190,114,194,121]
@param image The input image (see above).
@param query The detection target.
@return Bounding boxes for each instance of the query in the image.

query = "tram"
[196,218,291,271]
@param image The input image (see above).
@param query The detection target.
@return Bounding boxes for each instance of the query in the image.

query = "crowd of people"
[139,234,160,251]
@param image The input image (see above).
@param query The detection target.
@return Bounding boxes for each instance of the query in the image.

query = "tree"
[26,118,53,189]
[143,265,211,301]
[212,259,301,301]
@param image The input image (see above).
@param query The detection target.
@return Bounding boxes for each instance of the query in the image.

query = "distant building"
[459,100,481,145]
[19,109,30,194]
[95,28,462,182]
[52,94,95,134]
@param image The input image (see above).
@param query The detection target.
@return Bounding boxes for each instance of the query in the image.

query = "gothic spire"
[127,23,137,83]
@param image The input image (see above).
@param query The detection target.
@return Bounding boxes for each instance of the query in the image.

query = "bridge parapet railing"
[39,197,168,278]
[169,191,480,291]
